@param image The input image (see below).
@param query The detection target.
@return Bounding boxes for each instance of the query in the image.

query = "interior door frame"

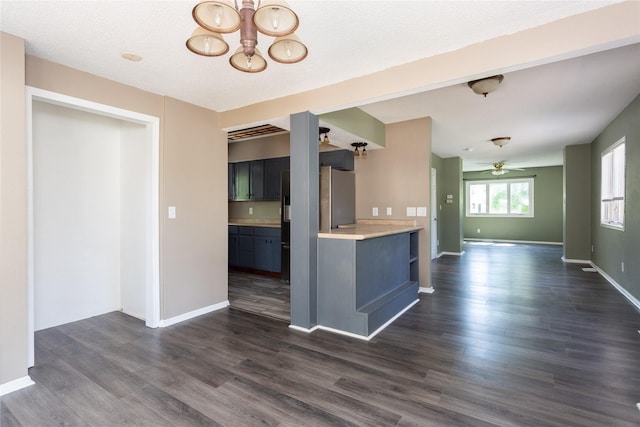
[25,86,161,367]
[431,168,438,259]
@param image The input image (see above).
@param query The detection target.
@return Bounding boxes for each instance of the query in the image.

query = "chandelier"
[186,0,308,73]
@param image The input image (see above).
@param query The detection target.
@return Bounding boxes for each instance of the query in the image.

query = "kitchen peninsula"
[317,220,423,339]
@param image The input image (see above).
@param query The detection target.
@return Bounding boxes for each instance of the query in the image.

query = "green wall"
[591,93,640,301]
[440,157,464,253]
[463,166,563,243]
[563,144,591,260]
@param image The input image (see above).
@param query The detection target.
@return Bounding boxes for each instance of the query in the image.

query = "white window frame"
[465,178,534,218]
[600,136,625,230]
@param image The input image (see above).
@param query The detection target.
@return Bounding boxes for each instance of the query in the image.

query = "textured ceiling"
[2,0,639,171]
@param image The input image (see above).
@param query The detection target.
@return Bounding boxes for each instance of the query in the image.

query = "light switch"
[249,207,253,215]
[168,206,176,219]
[417,207,427,217]
[406,207,417,217]
[386,207,392,216]
[372,207,379,217]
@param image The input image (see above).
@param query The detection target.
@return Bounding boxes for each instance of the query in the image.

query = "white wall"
[32,101,148,330]
[119,122,149,319]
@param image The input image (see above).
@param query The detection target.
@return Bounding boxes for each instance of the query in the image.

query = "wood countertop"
[229,219,280,228]
[317,223,423,240]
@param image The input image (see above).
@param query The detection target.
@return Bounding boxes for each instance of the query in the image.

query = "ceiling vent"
[227,124,288,142]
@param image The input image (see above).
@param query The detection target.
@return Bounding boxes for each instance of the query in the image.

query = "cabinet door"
[228,234,239,266]
[238,235,254,268]
[264,158,282,200]
[319,149,354,171]
[253,237,271,271]
[250,160,265,200]
[270,236,281,272]
[234,162,250,200]
[228,163,235,201]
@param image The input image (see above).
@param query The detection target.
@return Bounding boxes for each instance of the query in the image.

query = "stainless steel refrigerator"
[319,165,356,230]
[280,166,355,282]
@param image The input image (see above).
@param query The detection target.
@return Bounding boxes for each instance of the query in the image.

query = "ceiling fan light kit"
[187,0,308,72]
[468,74,504,97]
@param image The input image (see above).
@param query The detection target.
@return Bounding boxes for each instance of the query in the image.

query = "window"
[601,137,625,229]
[466,178,534,217]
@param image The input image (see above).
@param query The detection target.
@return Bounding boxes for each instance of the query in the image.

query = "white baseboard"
[440,251,465,256]
[0,376,34,397]
[159,301,229,327]
[465,238,563,246]
[419,287,435,294]
[561,257,592,264]
[288,324,319,333]
[591,262,640,312]
[313,299,420,341]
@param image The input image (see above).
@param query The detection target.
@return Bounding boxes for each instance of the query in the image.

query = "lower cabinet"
[229,226,280,273]
[228,226,239,266]
[254,228,281,272]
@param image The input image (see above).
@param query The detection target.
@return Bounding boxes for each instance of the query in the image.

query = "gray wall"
[564,144,592,260]
[463,166,563,243]
[591,93,640,301]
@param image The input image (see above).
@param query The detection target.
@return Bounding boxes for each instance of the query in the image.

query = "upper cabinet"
[319,149,354,171]
[229,156,289,201]
[229,151,351,201]
[233,161,251,200]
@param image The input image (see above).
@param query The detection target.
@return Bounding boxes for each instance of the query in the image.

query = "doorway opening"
[26,87,160,367]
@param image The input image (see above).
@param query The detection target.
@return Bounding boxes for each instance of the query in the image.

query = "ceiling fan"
[482,161,525,176]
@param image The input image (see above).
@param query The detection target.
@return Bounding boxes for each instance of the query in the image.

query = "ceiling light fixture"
[121,51,142,62]
[351,142,367,158]
[187,0,308,73]
[491,136,511,148]
[468,74,504,97]
[319,127,331,145]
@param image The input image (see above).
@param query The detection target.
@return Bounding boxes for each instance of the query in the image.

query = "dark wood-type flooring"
[3,243,640,426]
[228,270,290,322]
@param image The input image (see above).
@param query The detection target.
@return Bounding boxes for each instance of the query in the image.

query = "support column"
[289,112,319,329]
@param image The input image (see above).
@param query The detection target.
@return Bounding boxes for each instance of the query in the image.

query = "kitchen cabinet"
[249,160,265,200]
[264,157,289,200]
[319,149,354,171]
[228,157,290,201]
[253,227,281,272]
[237,226,254,268]
[228,226,239,266]
[234,162,251,200]
[228,164,235,201]
[229,225,281,273]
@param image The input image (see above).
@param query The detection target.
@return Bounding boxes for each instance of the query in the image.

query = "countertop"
[229,219,280,228]
[317,221,423,240]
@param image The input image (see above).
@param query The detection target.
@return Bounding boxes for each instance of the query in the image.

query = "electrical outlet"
[476,228,480,233]
[621,262,624,272]
[592,245,594,253]
[372,207,379,216]
[407,207,417,217]
[249,207,253,215]
[386,207,392,216]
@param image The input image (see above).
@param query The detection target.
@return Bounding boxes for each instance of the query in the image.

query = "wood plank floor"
[3,243,640,426]
[228,270,290,322]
